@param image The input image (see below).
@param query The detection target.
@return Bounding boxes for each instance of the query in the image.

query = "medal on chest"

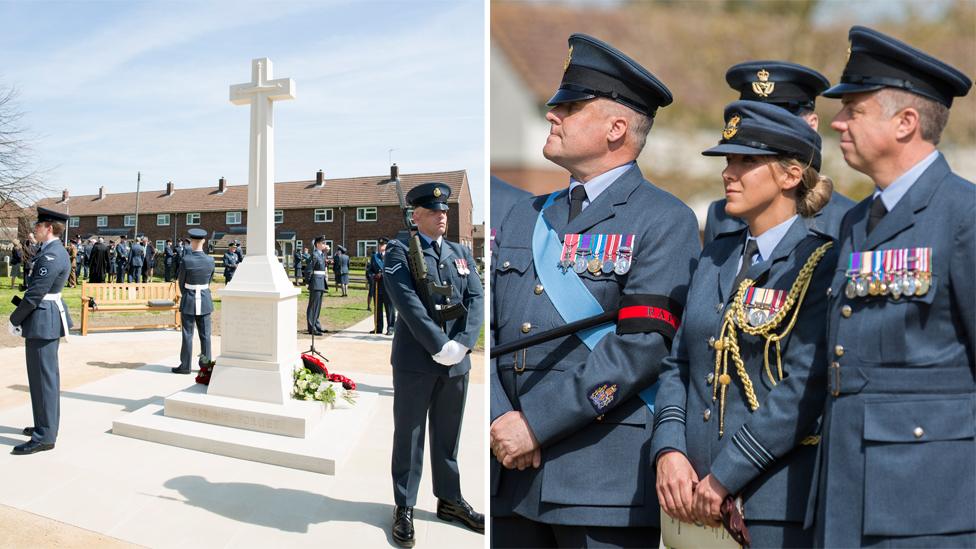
[845,247,932,300]
[742,286,787,327]
[562,233,636,276]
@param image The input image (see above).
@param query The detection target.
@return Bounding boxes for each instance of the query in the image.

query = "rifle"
[390,172,465,327]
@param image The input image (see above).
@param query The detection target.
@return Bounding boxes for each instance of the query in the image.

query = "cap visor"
[821,82,885,98]
[702,143,780,157]
[417,202,449,211]
[546,88,597,106]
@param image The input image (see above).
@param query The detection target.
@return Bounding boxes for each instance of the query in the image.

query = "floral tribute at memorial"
[293,353,357,406]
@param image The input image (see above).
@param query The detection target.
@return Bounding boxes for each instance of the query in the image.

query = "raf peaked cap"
[823,25,972,107]
[547,33,673,118]
[703,100,822,172]
[726,60,830,113]
[187,228,208,240]
[35,207,69,224]
[406,182,451,211]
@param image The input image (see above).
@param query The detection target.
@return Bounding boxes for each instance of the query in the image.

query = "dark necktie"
[867,195,888,234]
[568,185,587,223]
[732,238,761,292]
[431,240,441,258]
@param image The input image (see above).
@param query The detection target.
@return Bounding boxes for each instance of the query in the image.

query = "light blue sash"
[532,192,658,412]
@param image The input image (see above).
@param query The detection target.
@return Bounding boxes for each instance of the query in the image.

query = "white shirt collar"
[568,162,635,210]
[872,150,939,211]
[418,232,443,247]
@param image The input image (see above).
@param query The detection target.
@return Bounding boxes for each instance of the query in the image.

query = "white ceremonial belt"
[185,283,208,315]
[312,271,327,275]
[42,293,70,342]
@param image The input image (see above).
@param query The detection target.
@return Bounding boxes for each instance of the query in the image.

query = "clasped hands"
[656,451,728,528]
[489,411,541,470]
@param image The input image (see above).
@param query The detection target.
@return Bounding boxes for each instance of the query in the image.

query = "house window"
[155,240,166,251]
[357,240,378,257]
[226,211,242,225]
[96,216,108,227]
[186,213,200,225]
[357,207,377,222]
[274,210,284,224]
[124,215,136,227]
[313,208,333,223]
[325,240,334,252]
[68,217,80,228]
[295,240,303,250]
[157,214,170,226]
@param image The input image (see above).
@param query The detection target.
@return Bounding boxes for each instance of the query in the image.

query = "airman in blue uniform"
[703,61,855,245]
[163,239,175,282]
[115,235,129,283]
[652,101,837,548]
[807,26,975,548]
[383,182,485,547]
[223,243,240,283]
[9,207,74,455]
[305,237,328,336]
[128,238,145,283]
[172,228,215,374]
[368,237,395,335]
[490,34,700,547]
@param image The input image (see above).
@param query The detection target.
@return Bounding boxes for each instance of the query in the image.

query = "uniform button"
[439,264,445,269]
[521,322,532,334]
[841,305,852,318]
[706,373,715,385]
[534,284,544,295]
[707,336,716,349]
[703,409,711,422]
[913,426,924,439]
[834,345,845,357]
[716,303,723,313]
[826,287,832,296]
[502,261,510,269]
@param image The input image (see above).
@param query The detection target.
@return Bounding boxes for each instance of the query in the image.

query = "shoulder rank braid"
[711,241,833,438]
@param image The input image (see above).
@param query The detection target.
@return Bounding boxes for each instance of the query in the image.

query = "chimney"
[61,189,69,202]
[166,181,174,196]
[98,186,105,200]
[390,163,399,181]
[315,169,324,187]
[218,177,227,193]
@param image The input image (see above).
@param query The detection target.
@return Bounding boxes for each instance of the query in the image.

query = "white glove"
[432,340,469,366]
[8,321,22,337]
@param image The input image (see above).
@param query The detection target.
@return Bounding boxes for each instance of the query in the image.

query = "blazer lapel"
[744,217,810,288]
[863,154,945,251]
[718,231,747,302]
[542,189,570,237]
[565,164,643,235]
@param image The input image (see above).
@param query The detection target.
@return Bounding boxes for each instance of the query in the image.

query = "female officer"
[651,100,838,548]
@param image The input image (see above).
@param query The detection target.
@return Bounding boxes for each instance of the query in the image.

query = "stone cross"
[229,58,295,257]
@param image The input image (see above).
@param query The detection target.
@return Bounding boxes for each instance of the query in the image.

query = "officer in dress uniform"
[293,247,305,285]
[223,243,240,283]
[490,34,701,547]
[703,61,856,245]
[806,26,975,548]
[305,236,329,336]
[127,237,145,283]
[172,228,215,374]
[368,237,395,335]
[652,101,838,548]
[383,182,485,546]
[9,207,74,455]
[114,236,128,283]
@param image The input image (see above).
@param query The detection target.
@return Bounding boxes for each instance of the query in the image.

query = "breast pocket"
[862,396,976,537]
[576,269,623,309]
[853,275,938,364]
[494,247,533,329]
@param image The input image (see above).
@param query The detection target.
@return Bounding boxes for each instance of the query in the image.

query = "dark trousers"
[225,268,235,283]
[128,267,142,283]
[492,516,660,548]
[164,262,173,282]
[367,276,375,306]
[25,338,60,444]
[306,290,324,333]
[375,291,395,333]
[391,368,467,507]
[115,264,126,282]
[294,266,303,284]
[180,312,212,370]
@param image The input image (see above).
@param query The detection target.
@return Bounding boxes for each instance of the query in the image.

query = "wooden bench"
[79,282,183,336]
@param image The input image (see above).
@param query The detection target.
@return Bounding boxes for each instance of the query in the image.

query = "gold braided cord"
[800,435,821,446]
[712,241,833,438]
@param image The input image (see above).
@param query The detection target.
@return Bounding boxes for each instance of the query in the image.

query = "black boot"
[436,497,484,533]
[392,506,415,547]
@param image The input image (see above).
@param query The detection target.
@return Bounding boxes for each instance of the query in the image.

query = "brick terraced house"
[35,165,474,268]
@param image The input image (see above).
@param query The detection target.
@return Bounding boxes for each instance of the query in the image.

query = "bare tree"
[0,85,52,210]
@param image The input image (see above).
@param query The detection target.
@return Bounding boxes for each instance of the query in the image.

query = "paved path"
[0,319,485,548]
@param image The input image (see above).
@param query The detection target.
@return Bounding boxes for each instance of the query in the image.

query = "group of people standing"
[491,25,973,549]
[293,243,350,296]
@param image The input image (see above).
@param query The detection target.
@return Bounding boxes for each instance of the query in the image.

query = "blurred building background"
[491,0,975,227]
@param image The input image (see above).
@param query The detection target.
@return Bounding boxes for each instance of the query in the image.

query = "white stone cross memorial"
[207,58,302,404]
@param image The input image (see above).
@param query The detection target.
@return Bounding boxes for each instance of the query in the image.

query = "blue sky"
[0,0,486,222]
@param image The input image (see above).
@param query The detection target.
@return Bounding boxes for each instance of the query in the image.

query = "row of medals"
[844,270,931,300]
[560,246,633,276]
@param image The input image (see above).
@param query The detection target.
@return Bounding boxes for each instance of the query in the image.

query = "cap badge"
[752,68,775,98]
[433,187,442,198]
[846,41,852,62]
[564,44,573,73]
[722,114,741,140]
